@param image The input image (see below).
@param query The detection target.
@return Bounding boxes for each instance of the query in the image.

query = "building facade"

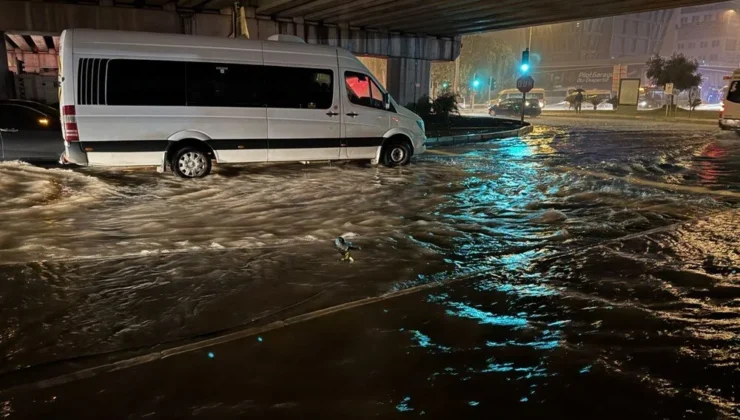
[674,1,740,93]
[529,2,739,100]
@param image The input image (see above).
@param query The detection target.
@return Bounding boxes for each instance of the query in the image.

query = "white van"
[59,29,426,178]
[719,69,740,135]
[492,88,546,108]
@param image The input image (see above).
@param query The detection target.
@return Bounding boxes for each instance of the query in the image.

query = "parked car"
[0,100,64,162]
[489,98,541,118]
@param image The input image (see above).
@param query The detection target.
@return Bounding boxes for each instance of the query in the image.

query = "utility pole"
[488,75,492,103]
[453,56,460,93]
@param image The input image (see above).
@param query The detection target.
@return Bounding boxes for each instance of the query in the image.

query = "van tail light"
[61,105,79,142]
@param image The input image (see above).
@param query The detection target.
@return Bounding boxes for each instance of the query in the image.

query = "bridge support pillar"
[0,31,8,100]
[388,58,431,107]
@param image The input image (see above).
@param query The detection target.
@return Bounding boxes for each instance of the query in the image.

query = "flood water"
[1,118,739,418]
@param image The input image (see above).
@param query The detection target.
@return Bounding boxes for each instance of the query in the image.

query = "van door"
[341,70,390,159]
[265,66,340,162]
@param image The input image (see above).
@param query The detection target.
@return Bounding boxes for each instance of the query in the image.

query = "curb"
[425,124,533,148]
[540,112,718,126]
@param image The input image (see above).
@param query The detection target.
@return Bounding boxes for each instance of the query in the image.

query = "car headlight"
[639,101,647,107]
[525,101,530,106]
[416,119,425,132]
[539,101,544,107]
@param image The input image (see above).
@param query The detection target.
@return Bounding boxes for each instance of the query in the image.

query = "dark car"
[0,100,64,162]
[489,98,541,118]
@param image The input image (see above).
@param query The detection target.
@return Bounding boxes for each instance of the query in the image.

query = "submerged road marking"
[558,167,740,199]
[3,208,739,395]
[424,150,461,156]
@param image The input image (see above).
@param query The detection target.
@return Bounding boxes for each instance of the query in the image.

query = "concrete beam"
[0,1,232,36]
[350,0,458,27]
[257,0,312,15]
[439,0,714,35]
[30,34,47,52]
[322,0,426,25]
[303,0,393,22]
[271,0,340,17]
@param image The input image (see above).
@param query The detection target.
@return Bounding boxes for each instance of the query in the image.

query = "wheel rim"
[178,151,207,177]
[390,147,405,163]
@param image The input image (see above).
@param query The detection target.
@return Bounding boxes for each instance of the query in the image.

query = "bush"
[433,91,459,120]
[586,95,602,110]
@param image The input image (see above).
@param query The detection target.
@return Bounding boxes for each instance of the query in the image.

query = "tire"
[381,140,411,167]
[489,109,496,117]
[171,146,212,178]
[735,130,740,137]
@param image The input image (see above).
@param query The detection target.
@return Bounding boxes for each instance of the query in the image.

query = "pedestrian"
[575,90,584,114]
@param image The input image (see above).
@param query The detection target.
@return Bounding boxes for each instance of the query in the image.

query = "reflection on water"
[1,121,740,416]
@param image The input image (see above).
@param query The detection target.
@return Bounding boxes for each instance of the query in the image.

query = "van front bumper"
[63,141,89,165]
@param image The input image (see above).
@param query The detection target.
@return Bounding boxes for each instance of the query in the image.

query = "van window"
[345,72,384,110]
[263,66,333,109]
[186,62,262,107]
[106,59,186,106]
[728,81,740,104]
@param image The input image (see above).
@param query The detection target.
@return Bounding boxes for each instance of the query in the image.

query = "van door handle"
[0,128,18,133]
[326,111,339,116]
[346,112,358,117]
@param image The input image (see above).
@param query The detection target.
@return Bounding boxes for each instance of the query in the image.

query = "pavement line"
[3,208,736,396]
[424,150,461,156]
[557,167,740,199]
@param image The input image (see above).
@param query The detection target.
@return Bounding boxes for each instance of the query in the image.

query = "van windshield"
[728,81,740,104]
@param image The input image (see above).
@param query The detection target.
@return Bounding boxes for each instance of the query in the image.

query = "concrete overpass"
[0,0,727,103]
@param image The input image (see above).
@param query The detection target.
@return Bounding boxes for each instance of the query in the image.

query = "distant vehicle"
[492,88,547,108]
[0,99,64,162]
[719,69,740,136]
[488,98,541,118]
[59,29,426,178]
[548,87,577,105]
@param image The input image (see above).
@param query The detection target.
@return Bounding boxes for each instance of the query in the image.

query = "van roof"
[65,28,354,59]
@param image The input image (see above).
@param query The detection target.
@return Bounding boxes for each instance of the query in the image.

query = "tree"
[586,95,602,110]
[433,91,459,122]
[430,33,516,100]
[646,53,702,109]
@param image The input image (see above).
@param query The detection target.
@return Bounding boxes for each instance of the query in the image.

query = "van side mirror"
[383,92,390,110]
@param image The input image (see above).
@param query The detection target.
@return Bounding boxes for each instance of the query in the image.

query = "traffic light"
[472,72,480,88]
[442,81,449,89]
[490,78,497,90]
[520,48,530,74]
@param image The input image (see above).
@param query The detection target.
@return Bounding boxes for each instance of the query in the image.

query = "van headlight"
[416,119,425,132]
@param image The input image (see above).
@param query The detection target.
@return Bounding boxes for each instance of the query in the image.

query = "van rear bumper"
[63,141,89,165]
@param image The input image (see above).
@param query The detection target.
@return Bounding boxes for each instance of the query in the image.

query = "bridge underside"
[0,0,726,103]
[248,0,721,37]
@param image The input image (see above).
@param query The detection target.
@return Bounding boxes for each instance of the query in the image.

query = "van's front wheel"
[172,147,212,178]
[381,140,411,167]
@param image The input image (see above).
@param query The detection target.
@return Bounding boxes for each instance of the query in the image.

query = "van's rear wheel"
[381,140,411,167]
[171,147,211,178]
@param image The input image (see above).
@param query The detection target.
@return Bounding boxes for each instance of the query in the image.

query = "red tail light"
[61,105,79,142]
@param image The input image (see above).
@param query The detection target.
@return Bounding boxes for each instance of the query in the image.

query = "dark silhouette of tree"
[646,53,702,109]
